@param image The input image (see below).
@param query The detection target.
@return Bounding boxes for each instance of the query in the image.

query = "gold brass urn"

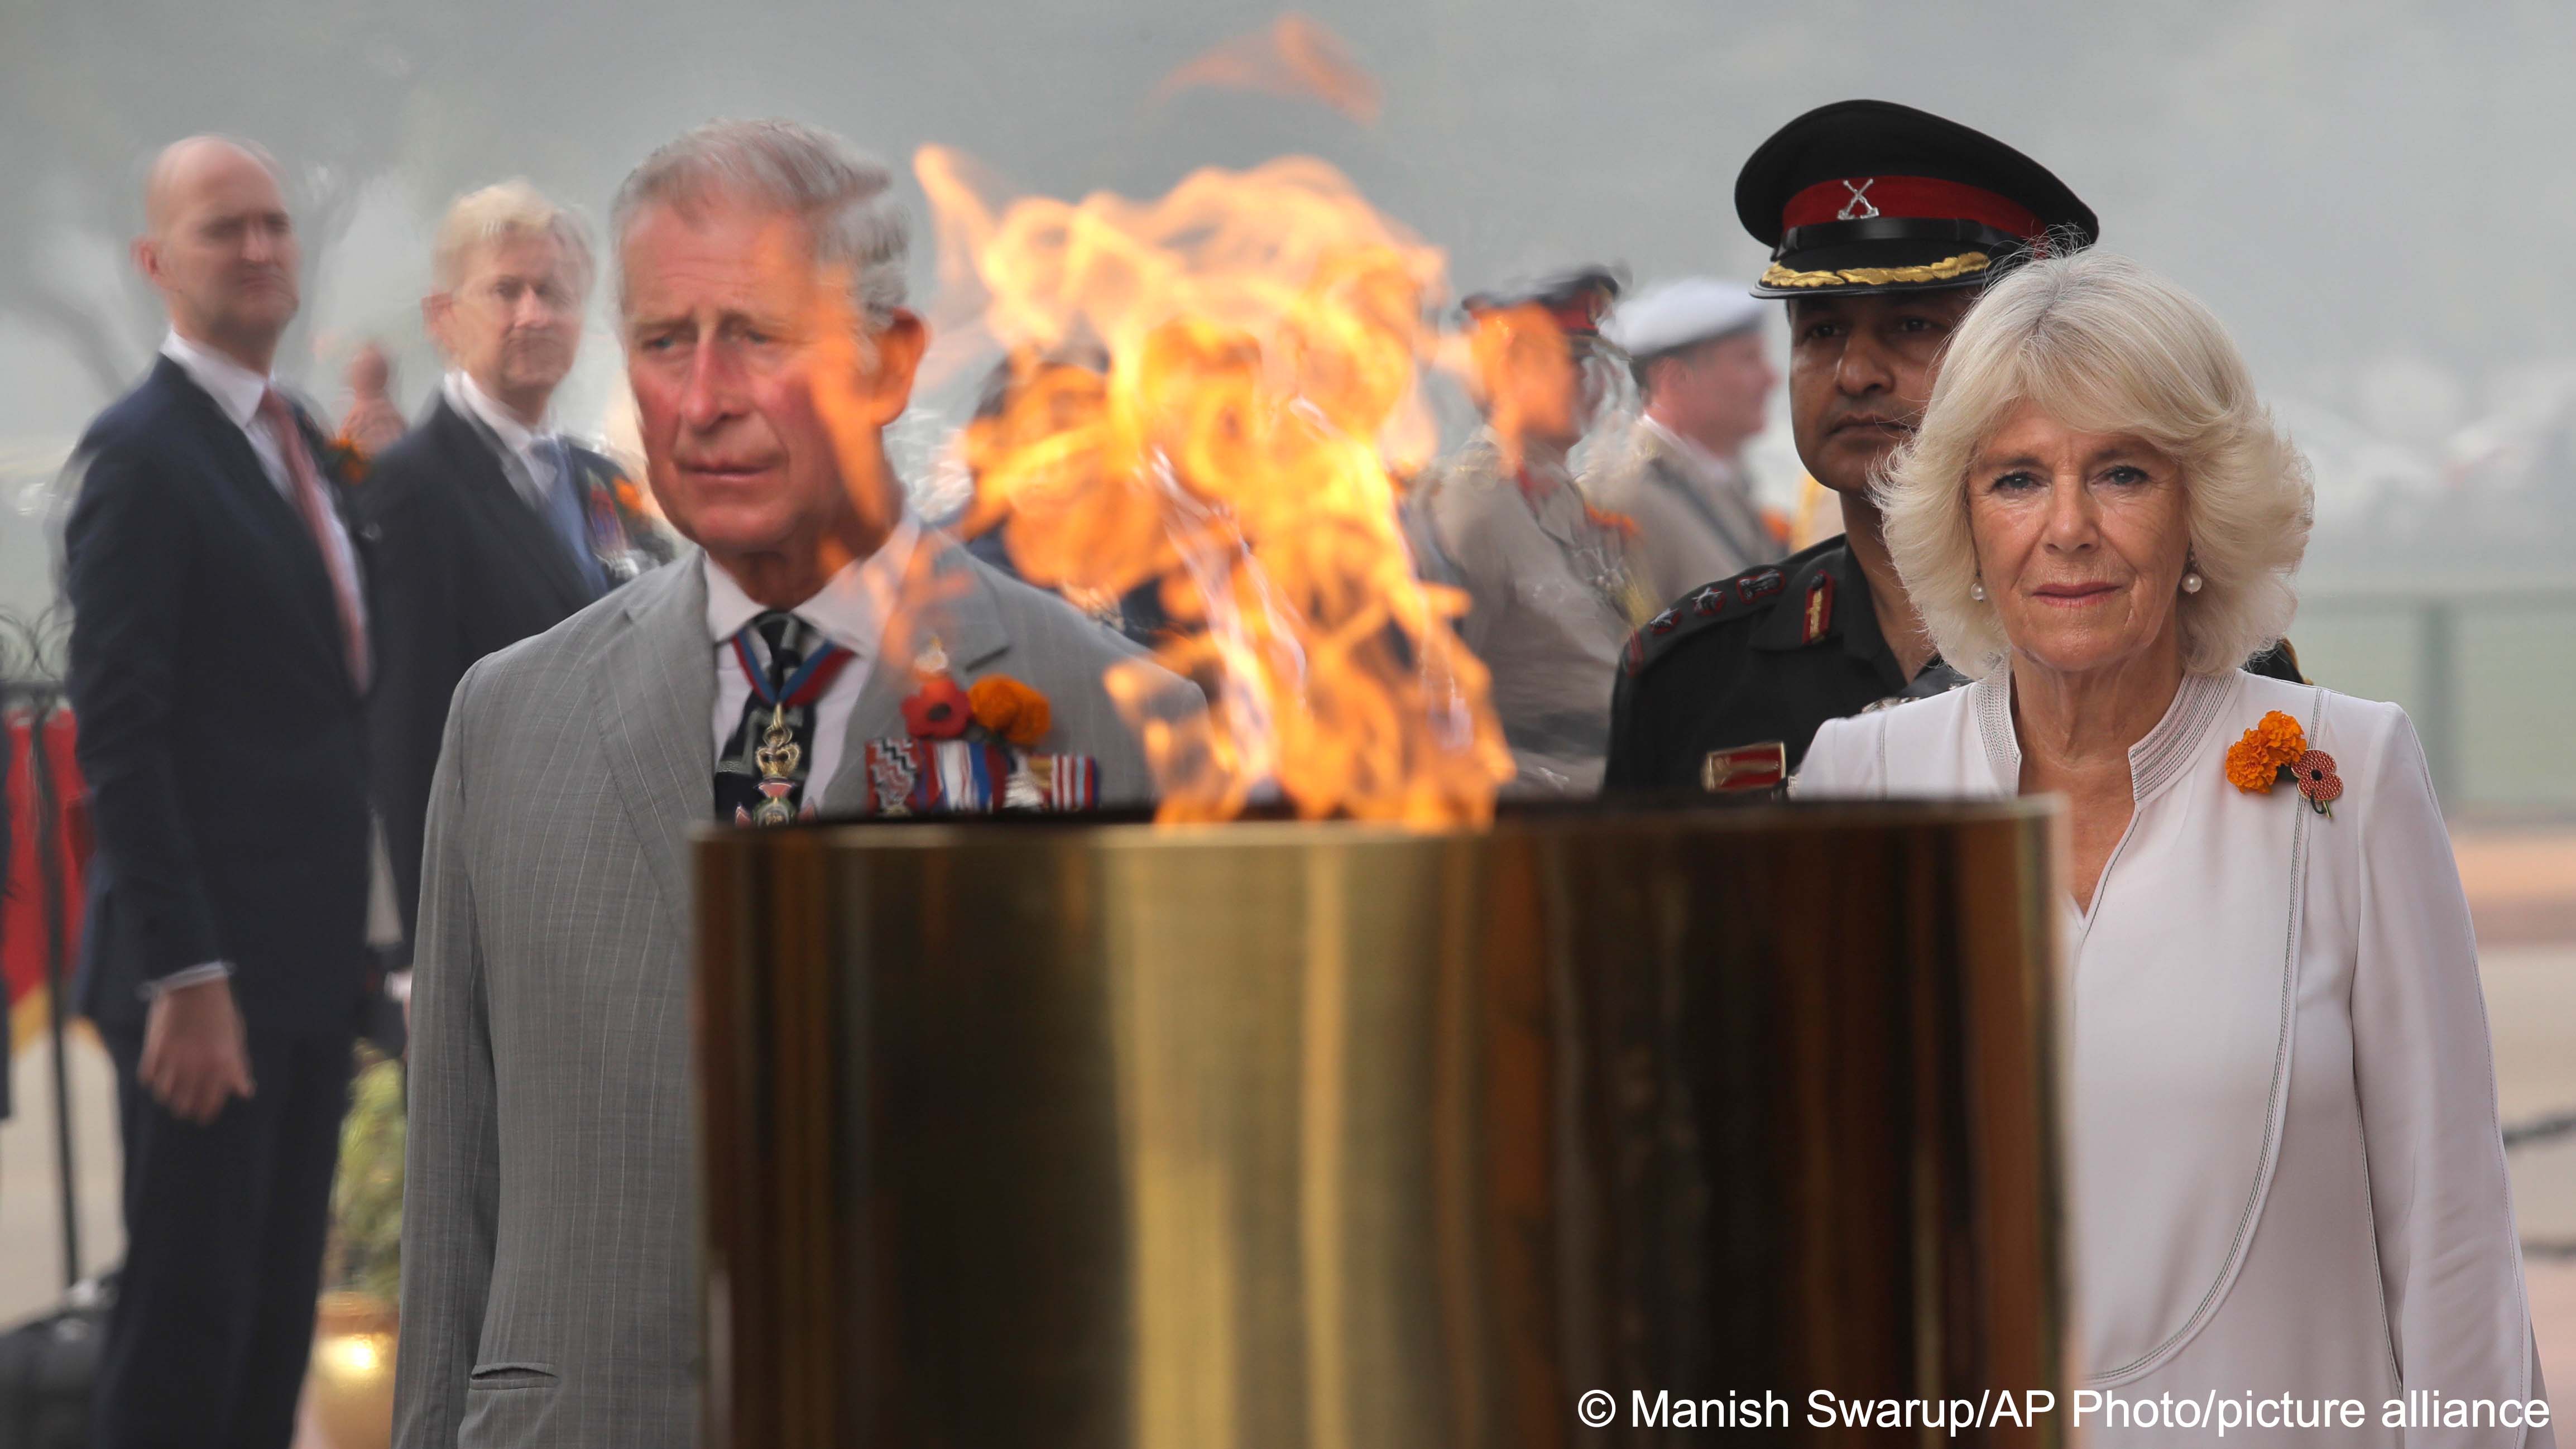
[308,1290,397,1449]
[697,799,2065,1446]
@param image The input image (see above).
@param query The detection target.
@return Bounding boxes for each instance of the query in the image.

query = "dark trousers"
[94,1025,356,1449]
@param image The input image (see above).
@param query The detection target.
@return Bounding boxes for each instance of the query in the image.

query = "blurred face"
[1967,399,2193,679]
[1647,330,1776,453]
[621,198,924,572]
[1475,309,1596,453]
[1786,289,1974,496]
[137,145,300,362]
[429,233,587,418]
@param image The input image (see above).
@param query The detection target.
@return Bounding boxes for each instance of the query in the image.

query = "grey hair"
[432,179,595,294]
[610,117,909,331]
[1875,251,2314,679]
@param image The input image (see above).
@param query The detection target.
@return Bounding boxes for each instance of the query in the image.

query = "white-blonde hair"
[609,117,909,333]
[1876,251,2313,678]
[431,179,596,295]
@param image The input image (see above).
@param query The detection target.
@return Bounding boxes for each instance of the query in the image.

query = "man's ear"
[421,292,453,359]
[860,308,930,420]
[132,236,161,289]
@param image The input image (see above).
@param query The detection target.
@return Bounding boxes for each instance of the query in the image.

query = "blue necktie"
[535,438,609,598]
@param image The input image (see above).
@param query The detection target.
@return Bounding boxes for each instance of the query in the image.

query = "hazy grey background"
[2,0,2570,804]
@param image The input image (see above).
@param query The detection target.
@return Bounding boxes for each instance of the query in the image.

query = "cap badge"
[1836,179,1881,222]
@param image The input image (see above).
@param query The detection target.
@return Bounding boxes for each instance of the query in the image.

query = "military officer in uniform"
[1586,277,1782,604]
[1417,266,1651,797]
[1605,99,2297,797]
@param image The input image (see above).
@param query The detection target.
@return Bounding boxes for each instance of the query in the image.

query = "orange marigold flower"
[2253,710,2306,768]
[968,674,1053,747]
[329,434,371,484]
[2224,734,2279,793]
[1584,502,1639,539]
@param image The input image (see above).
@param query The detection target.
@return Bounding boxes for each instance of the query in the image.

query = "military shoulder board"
[1624,564,1792,675]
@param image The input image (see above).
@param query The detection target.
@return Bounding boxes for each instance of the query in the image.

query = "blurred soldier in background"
[336,340,406,456]
[1587,276,1782,606]
[357,180,670,965]
[958,344,1179,650]
[1414,266,1647,797]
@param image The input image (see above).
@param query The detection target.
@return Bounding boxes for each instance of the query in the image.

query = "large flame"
[918,146,1512,824]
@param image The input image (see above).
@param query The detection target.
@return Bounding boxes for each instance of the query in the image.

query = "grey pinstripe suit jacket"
[392,538,1194,1448]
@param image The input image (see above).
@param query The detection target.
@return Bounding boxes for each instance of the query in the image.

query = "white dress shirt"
[443,370,558,508]
[153,332,382,994]
[1799,669,2551,1447]
[704,515,920,799]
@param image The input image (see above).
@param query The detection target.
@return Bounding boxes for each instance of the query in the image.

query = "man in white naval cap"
[1586,277,1781,608]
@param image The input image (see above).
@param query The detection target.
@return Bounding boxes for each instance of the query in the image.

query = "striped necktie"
[714,612,852,826]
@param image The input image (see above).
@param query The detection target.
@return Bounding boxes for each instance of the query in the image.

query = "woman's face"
[1967,398,2193,679]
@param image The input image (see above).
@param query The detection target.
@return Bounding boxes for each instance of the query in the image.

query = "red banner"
[7,707,88,1049]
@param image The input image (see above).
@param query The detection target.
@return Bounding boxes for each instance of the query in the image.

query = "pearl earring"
[1970,580,1986,602]
[2181,570,2203,594]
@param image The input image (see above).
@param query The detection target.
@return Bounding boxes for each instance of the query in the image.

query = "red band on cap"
[1782,176,2043,239]
[1544,301,1604,335]
[1466,298,1608,336]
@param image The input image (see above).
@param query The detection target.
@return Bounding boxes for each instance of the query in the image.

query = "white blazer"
[1801,669,2550,1447]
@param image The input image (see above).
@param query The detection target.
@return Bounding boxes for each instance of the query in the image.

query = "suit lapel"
[595,559,715,918]
[430,399,596,617]
[818,536,1009,812]
[152,359,348,683]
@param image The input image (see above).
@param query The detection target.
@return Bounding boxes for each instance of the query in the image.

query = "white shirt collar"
[161,330,271,430]
[444,370,553,457]
[702,513,923,661]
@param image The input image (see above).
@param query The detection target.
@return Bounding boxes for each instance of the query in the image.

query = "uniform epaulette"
[1619,560,1792,675]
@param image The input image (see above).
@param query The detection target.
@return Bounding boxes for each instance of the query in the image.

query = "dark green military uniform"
[1603,535,2305,795]
[1603,536,1902,793]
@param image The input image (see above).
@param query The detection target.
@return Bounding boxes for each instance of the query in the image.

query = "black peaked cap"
[1735,99,2098,299]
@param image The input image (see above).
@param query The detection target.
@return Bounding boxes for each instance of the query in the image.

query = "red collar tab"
[1801,570,1836,644]
[1782,175,2044,240]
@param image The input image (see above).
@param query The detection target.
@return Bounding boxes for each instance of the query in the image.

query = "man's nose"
[1834,330,1895,395]
[680,344,741,430]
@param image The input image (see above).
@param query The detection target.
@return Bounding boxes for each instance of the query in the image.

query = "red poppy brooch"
[2223,709,2340,817]
[867,642,1096,815]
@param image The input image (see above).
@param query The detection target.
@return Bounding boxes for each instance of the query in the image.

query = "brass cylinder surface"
[697,801,2062,1447]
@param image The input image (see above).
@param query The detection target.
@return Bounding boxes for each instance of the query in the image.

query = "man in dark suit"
[62,134,374,1449]
[357,179,670,958]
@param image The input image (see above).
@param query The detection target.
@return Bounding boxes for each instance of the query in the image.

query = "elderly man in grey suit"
[394,118,1196,1448]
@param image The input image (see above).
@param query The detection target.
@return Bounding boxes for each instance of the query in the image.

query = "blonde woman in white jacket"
[1799,250,2550,1446]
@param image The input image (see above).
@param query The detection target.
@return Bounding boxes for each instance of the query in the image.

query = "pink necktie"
[258,390,370,690]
